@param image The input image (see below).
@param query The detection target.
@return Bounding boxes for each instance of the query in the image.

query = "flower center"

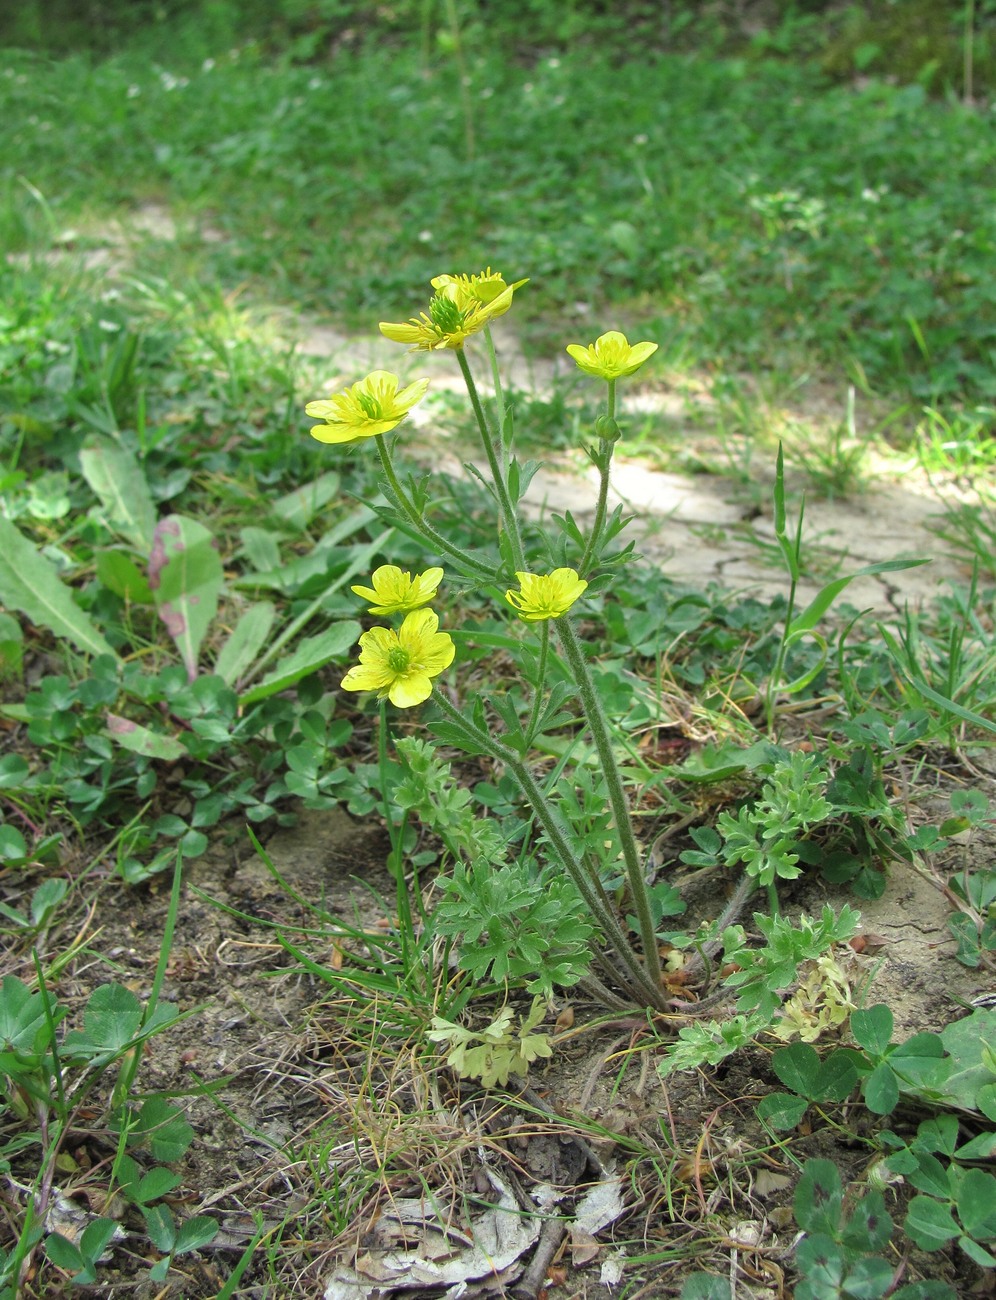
[386,647,411,673]
[429,293,467,333]
[356,392,384,420]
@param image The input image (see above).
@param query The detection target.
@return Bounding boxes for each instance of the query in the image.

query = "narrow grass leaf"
[0,517,117,660]
[788,558,930,639]
[239,621,360,705]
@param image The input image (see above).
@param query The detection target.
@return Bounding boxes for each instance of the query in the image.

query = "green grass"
[2,39,996,411]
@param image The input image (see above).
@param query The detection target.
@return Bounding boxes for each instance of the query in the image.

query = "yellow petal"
[389,672,433,707]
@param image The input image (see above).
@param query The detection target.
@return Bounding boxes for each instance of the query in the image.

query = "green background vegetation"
[3,0,996,414]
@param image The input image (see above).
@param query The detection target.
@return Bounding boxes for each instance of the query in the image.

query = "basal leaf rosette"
[351,565,444,615]
[341,609,455,707]
[380,268,528,351]
[505,569,588,622]
[566,331,658,380]
[306,370,429,443]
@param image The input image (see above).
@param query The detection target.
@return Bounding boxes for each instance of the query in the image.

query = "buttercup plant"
[308,270,850,1015]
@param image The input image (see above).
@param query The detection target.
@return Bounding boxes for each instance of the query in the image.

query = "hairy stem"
[456,349,525,574]
[374,433,495,579]
[556,617,664,992]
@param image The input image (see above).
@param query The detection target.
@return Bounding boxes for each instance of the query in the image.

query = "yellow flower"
[306,370,429,443]
[340,609,455,707]
[351,565,444,615]
[505,568,588,621]
[430,267,523,306]
[566,330,658,380]
[379,269,528,351]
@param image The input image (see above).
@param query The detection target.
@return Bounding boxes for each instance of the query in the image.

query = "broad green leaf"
[79,439,157,551]
[214,602,276,686]
[850,1004,893,1055]
[239,526,282,573]
[0,975,57,1052]
[908,1153,953,1200]
[0,610,24,681]
[937,1008,996,1111]
[133,1097,195,1162]
[44,1233,85,1272]
[149,515,224,682]
[891,1283,958,1299]
[30,878,68,928]
[977,1083,996,1123]
[814,1050,860,1102]
[756,1092,808,1131]
[954,1130,996,1161]
[106,714,187,761]
[273,470,341,530]
[904,1196,960,1250]
[890,1032,950,1099]
[63,983,143,1062]
[0,825,27,863]
[142,1203,177,1252]
[794,1159,842,1236]
[794,1231,844,1293]
[959,1235,996,1267]
[0,517,117,660]
[174,1215,219,1254]
[239,622,360,706]
[771,1041,820,1098]
[841,1256,894,1297]
[841,1190,893,1253]
[863,1062,900,1115]
[680,1276,732,1300]
[96,549,154,603]
[136,1167,182,1204]
[0,755,29,788]
[956,1168,996,1240]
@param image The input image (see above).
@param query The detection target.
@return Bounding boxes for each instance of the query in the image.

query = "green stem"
[431,691,666,1009]
[579,379,616,576]
[484,324,507,448]
[522,620,550,749]
[456,349,526,574]
[374,433,495,580]
[556,616,664,992]
[379,700,414,960]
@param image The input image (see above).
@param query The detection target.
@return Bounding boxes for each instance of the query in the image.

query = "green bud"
[429,293,466,333]
[595,415,621,442]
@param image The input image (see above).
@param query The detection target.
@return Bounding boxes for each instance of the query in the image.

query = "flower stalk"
[556,616,664,992]
[456,348,525,574]
[374,435,494,580]
[579,378,617,576]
